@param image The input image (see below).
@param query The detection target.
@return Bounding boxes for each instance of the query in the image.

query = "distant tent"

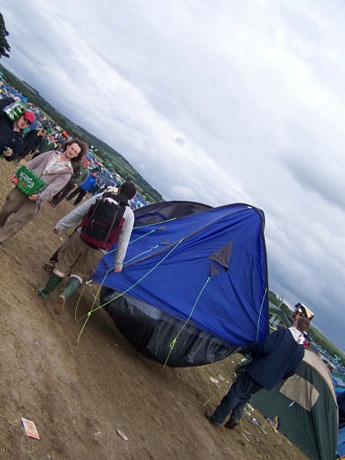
[251,348,338,460]
[333,374,345,396]
[94,201,269,367]
[338,426,345,459]
[268,302,292,329]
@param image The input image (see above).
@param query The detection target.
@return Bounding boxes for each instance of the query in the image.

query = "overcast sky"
[1,0,345,352]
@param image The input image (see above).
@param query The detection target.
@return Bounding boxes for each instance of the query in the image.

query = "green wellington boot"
[53,276,81,315]
[38,273,64,299]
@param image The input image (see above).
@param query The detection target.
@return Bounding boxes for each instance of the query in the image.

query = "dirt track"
[0,158,308,459]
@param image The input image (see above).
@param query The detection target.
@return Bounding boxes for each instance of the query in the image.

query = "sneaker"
[53,295,65,315]
[225,419,239,430]
[204,411,221,428]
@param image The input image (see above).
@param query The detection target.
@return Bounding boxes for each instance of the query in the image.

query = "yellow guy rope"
[75,238,185,342]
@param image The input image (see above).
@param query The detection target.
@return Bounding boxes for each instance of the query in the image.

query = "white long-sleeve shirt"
[55,193,134,270]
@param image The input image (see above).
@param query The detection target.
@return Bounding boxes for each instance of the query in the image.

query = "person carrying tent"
[37,182,136,315]
[291,303,314,349]
[204,316,310,429]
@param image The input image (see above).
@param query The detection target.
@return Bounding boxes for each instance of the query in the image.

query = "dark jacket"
[246,328,305,390]
[0,97,25,160]
[21,129,42,158]
[71,164,88,186]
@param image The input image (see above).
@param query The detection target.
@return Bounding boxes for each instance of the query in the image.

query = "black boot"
[53,276,81,315]
[38,273,64,299]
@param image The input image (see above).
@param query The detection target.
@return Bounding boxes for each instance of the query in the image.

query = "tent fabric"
[268,302,292,329]
[133,200,213,225]
[95,201,269,367]
[338,426,345,457]
[279,374,319,411]
[303,347,337,399]
[251,349,338,460]
[101,287,240,367]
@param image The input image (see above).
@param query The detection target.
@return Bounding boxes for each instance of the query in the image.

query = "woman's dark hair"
[61,138,88,164]
[119,182,137,200]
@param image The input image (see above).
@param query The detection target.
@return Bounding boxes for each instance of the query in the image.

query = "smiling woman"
[0,138,88,245]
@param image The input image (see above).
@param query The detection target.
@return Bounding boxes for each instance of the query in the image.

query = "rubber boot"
[38,273,64,299]
[53,276,81,315]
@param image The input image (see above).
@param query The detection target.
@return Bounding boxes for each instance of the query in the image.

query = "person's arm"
[54,194,100,233]
[113,208,135,272]
[3,132,25,162]
[36,172,71,206]
[24,151,51,171]
[4,147,17,161]
[248,329,283,357]
[0,97,15,110]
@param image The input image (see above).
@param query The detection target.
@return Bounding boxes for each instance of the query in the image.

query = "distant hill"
[0,63,163,203]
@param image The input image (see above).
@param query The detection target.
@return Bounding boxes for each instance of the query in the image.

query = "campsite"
[0,159,311,459]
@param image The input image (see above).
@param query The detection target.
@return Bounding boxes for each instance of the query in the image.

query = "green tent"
[268,302,292,329]
[251,348,338,460]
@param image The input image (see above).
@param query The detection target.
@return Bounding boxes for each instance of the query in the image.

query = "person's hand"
[10,174,19,184]
[4,148,13,157]
[114,267,122,273]
[239,346,253,357]
[28,194,37,201]
[53,228,60,234]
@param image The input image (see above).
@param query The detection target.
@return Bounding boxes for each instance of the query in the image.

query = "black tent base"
[101,286,239,367]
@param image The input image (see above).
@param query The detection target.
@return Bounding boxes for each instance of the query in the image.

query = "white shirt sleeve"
[114,207,135,270]
[55,194,101,232]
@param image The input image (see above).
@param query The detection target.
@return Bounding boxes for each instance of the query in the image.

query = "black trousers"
[66,186,87,205]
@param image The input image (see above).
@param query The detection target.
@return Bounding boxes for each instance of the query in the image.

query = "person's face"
[65,143,81,159]
[15,115,31,130]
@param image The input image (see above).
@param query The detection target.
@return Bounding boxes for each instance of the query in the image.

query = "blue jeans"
[211,372,262,425]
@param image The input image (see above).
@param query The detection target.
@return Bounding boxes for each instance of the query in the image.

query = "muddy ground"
[0,158,308,459]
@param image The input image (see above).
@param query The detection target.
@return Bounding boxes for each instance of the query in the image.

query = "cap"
[23,110,35,124]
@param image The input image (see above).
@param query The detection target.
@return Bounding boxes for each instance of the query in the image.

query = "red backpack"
[80,192,128,250]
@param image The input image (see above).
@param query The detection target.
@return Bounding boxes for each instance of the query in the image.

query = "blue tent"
[94,201,269,367]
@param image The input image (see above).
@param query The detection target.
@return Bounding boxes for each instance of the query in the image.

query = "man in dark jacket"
[0,97,35,161]
[204,316,310,429]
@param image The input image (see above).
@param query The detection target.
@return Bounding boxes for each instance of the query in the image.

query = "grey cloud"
[282,150,345,210]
